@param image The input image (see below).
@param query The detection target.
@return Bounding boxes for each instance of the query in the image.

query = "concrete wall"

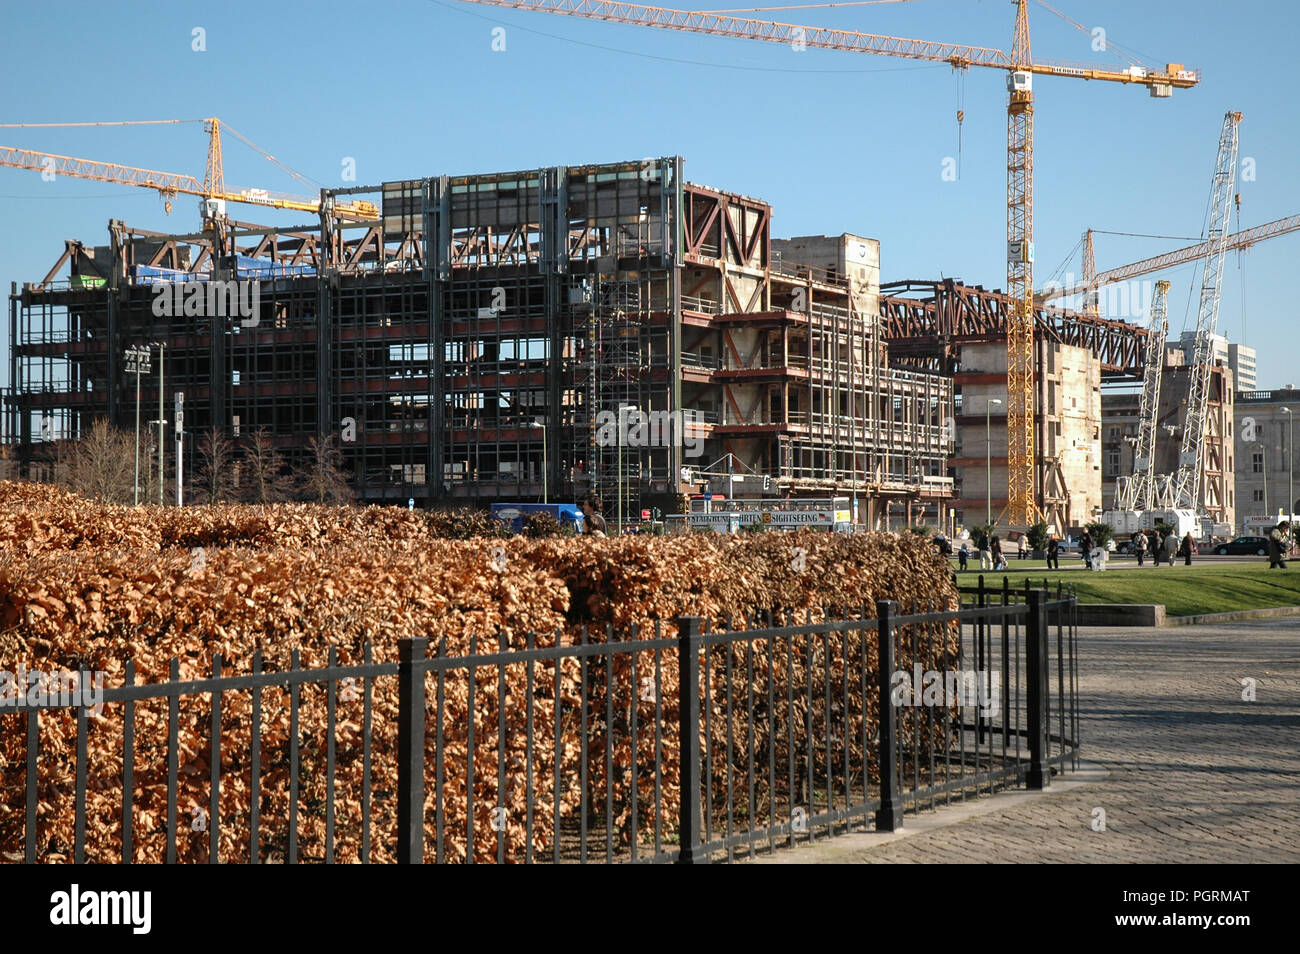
[1235,389,1300,527]
[771,233,879,318]
[953,340,1101,532]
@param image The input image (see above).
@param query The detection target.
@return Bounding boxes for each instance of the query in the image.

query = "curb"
[1163,604,1300,626]
[748,761,1109,864]
[1076,603,1300,627]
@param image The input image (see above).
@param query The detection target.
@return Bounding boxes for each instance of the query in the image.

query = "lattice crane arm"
[0,117,379,221]
[1037,214,1300,303]
[455,0,1198,88]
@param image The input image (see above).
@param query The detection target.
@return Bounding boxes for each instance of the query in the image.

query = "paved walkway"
[757,617,1300,863]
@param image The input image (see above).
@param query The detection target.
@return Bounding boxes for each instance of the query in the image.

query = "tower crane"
[455,0,1199,526]
[0,117,379,223]
[1038,214,1300,311]
[1114,279,1170,512]
[1170,110,1242,515]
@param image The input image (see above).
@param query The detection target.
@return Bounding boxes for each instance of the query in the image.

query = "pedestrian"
[1267,520,1291,569]
[978,529,992,571]
[1080,531,1094,570]
[991,535,1005,571]
[958,543,970,571]
[1017,534,1027,560]
[1181,531,1195,566]
[1162,530,1177,566]
[580,495,608,537]
[1046,535,1060,570]
[1134,530,1148,567]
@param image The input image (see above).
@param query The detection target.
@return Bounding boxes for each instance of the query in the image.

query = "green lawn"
[952,562,1300,617]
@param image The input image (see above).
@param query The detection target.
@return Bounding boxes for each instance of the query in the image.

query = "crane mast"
[454,0,1195,531]
[1116,279,1170,511]
[1171,110,1241,513]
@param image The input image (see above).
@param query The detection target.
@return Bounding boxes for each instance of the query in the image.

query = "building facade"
[951,340,1102,533]
[5,157,953,526]
[1234,387,1300,527]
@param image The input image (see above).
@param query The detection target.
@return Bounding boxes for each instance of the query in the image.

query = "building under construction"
[5,156,958,526]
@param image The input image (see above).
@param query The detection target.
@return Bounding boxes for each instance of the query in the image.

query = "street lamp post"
[986,398,1003,526]
[156,343,166,506]
[1283,407,1294,518]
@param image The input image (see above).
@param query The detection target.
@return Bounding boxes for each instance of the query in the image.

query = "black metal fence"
[6,586,1077,864]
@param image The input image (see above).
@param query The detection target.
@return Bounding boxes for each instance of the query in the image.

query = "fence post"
[676,616,703,864]
[874,600,903,832]
[397,637,428,863]
[1025,590,1050,790]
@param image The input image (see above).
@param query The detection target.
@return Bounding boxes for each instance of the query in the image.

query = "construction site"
[3,1,1294,537]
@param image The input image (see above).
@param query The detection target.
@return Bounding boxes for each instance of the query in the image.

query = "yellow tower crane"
[0,117,379,221]
[454,0,1199,525]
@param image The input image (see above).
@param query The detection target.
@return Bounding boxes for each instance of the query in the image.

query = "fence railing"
[6,590,1078,864]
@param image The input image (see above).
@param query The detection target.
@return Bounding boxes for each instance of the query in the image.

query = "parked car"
[1213,536,1270,556]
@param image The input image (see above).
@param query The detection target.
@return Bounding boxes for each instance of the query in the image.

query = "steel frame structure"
[5,157,958,524]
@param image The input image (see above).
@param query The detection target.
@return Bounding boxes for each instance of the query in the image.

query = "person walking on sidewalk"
[1080,531,1094,570]
[1180,531,1195,566]
[958,543,970,572]
[1046,535,1060,570]
[1163,530,1178,566]
[1133,530,1148,567]
[1268,520,1292,570]
[991,535,1005,571]
[977,529,993,571]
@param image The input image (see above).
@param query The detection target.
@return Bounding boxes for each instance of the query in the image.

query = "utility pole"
[175,392,184,507]
[124,346,151,505]
[157,343,166,505]
[1283,407,1294,518]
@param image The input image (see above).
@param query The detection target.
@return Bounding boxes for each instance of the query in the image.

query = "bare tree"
[241,427,292,504]
[193,426,237,504]
[55,418,136,503]
[298,433,354,505]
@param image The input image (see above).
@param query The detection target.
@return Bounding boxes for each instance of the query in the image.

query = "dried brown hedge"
[0,481,957,862]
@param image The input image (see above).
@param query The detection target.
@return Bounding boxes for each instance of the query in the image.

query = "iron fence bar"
[767,620,776,854]
[676,615,703,864]
[210,654,222,864]
[250,650,262,864]
[1025,590,1049,790]
[525,631,536,865]
[166,657,179,864]
[122,659,134,864]
[74,675,87,864]
[361,642,372,864]
[397,637,427,864]
[725,622,734,863]
[605,626,614,864]
[787,619,796,849]
[747,623,756,855]
[653,626,663,858]
[875,600,901,832]
[326,646,336,865]
[437,636,448,864]
[579,626,587,865]
[288,648,300,864]
[704,624,713,850]
[552,630,561,865]
[467,633,478,864]
[499,632,509,866]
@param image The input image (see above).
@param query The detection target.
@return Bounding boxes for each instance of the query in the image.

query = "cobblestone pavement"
[759,618,1300,863]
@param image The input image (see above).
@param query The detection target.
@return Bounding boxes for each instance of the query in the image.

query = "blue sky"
[2,0,1296,388]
